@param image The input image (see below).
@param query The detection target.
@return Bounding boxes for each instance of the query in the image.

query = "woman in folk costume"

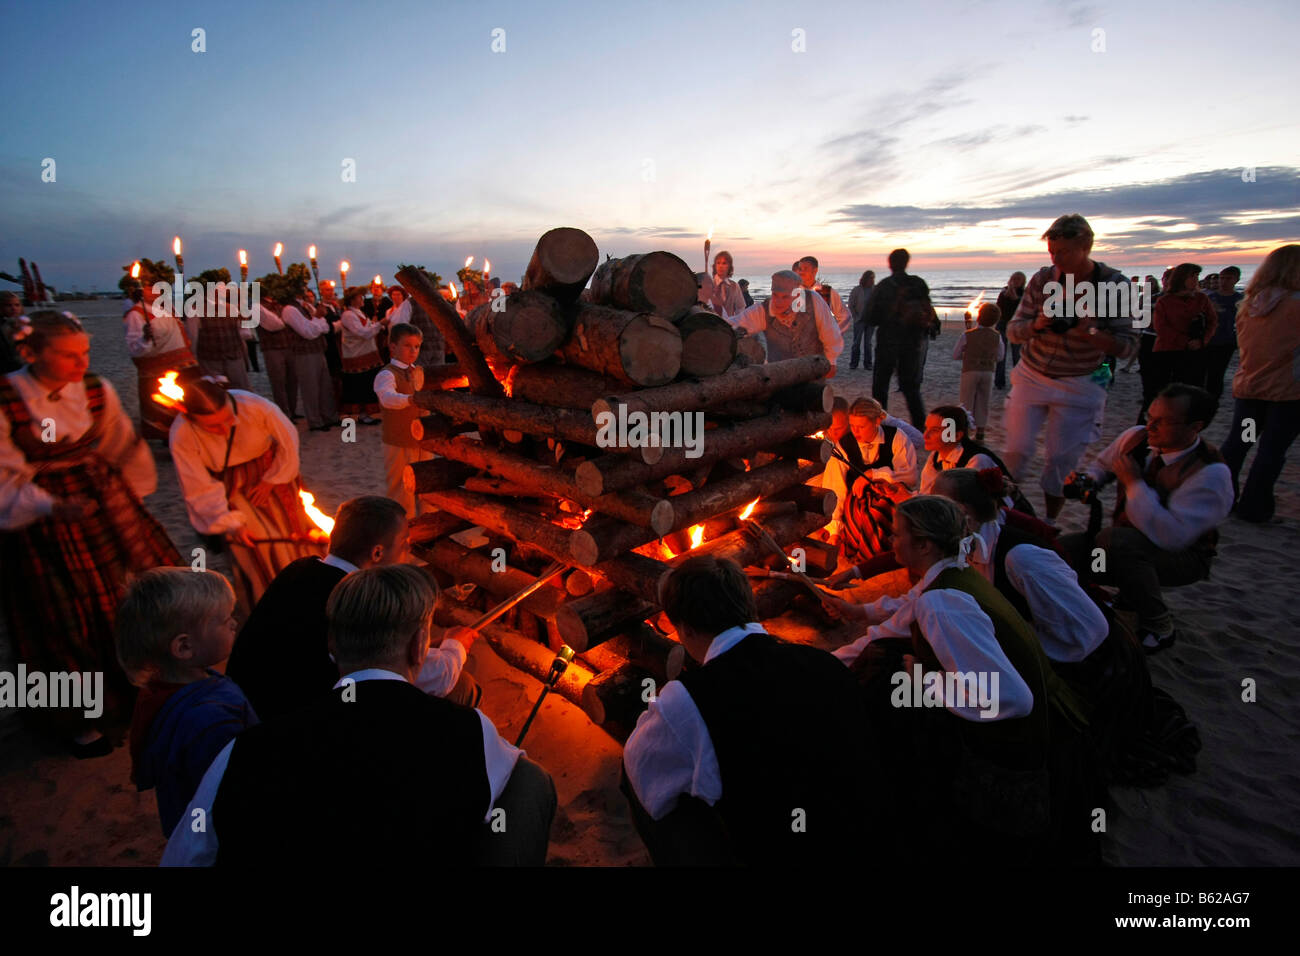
[0,312,181,756]
[337,286,385,425]
[123,269,198,441]
[822,495,1094,864]
[167,371,323,614]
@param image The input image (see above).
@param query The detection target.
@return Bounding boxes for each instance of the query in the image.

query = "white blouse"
[168,389,300,535]
[0,368,156,530]
[124,305,189,358]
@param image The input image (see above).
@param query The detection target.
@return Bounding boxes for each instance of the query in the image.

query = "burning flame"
[688,524,705,549]
[273,242,283,257]
[373,275,383,288]
[152,370,185,409]
[501,364,518,397]
[967,290,984,317]
[738,498,759,521]
[238,249,247,266]
[341,260,350,275]
[299,490,335,536]
[130,261,141,279]
[308,244,317,260]
[173,236,182,256]
[811,430,826,440]
[448,280,458,300]
[483,259,491,277]
[464,256,474,269]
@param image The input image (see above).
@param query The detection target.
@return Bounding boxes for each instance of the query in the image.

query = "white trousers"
[959,370,994,428]
[1002,363,1106,496]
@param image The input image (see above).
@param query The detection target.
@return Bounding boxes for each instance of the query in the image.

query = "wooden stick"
[471,561,567,631]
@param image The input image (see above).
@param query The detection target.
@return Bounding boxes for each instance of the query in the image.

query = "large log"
[412,538,574,626]
[395,266,503,397]
[410,414,477,443]
[581,663,657,741]
[675,309,737,377]
[589,252,697,320]
[420,362,473,389]
[410,434,674,532]
[420,487,576,563]
[554,586,657,652]
[435,604,593,709]
[592,550,671,605]
[592,355,830,420]
[407,510,472,544]
[522,227,599,304]
[559,303,681,386]
[695,510,830,568]
[401,458,475,493]
[466,291,570,365]
[734,333,766,367]
[771,484,837,517]
[511,364,627,410]
[574,409,832,496]
[665,458,826,530]
[412,388,661,465]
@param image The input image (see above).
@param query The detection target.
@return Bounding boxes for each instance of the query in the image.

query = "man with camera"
[1003,215,1139,522]
[1058,384,1234,653]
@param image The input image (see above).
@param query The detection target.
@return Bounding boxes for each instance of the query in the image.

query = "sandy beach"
[2,298,1298,867]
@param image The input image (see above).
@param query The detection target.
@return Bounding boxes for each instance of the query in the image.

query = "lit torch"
[308,245,321,296]
[172,236,184,274]
[238,249,248,283]
[130,261,141,280]
[484,259,491,282]
[152,370,185,410]
[464,256,474,270]
[704,226,713,274]
[273,242,283,275]
[965,291,984,330]
[340,260,350,292]
[299,490,335,541]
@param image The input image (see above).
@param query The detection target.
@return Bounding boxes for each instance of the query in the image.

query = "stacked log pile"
[394,227,833,741]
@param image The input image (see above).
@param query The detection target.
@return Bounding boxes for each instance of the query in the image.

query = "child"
[1,311,181,756]
[117,567,258,836]
[374,323,433,517]
[952,302,1004,441]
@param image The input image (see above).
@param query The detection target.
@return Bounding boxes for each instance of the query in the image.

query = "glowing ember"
[299,490,335,535]
[130,261,141,279]
[688,524,705,549]
[153,370,185,409]
[738,498,759,521]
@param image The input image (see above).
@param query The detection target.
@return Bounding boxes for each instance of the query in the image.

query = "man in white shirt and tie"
[621,555,871,865]
[1059,384,1234,653]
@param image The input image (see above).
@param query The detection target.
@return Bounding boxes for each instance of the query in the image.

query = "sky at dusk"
[2,0,1297,291]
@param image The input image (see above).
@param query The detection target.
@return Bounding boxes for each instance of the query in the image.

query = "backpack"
[891,275,937,332]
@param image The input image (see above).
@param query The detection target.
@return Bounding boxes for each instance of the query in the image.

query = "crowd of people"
[0,221,1297,866]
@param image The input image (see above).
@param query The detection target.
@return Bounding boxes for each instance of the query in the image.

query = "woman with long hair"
[1,312,181,755]
[1152,262,1218,393]
[706,250,746,318]
[167,370,324,613]
[1218,244,1300,522]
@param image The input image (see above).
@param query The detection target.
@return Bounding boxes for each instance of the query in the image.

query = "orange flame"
[464,256,474,269]
[308,244,317,260]
[173,236,182,256]
[448,280,458,300]
[483,258,491,278]
[967,291,984,317]
[273,242,283,258]
[299,490,335,536]
[238,249,247,266]
[373,274,383,287]
[152,370,185,409]
[738,498,759,520]
[502,364,518,398]
[340,260,350,275]
[688,524,705,549]
[811,430,826,440]
[130,261,141,279]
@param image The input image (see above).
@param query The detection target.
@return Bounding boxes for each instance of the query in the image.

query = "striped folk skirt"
[218,449,326,613]
[0,453,182,727]
[134,347,198,441]
[843,477,900,573]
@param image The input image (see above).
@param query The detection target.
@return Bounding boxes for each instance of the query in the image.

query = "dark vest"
[1114,432,1223,555]
[380,362,422,448]
[196,314,246,361]
[286,303,326,355]
[677,633,868,864]
[839,424,896,477]
[961,326,1001,372]
[213,679,489,866]
[763,297,822,362]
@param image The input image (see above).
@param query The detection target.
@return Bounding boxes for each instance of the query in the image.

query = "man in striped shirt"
[1004,214,1139,521]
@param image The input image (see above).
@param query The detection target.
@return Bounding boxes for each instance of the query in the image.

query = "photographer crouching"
[1058,384,1234,654]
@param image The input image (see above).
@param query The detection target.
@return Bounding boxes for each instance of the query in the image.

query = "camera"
[1049,314,1079,335]
[1062,473,1101,505]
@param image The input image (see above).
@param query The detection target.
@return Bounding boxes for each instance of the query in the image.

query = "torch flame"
[464,256,474,269]
[173,236,182,256]
[308,245,317,259]
[152,370,185,409]
[811,430,826,440]
[448,280,458,300]
[707,226,713,241]
[373,274,382,287]
[341,260,350,274]
[299,490,335,535]
[738,498,759,521]
[130,261,141,279]
[273,242,283,257]
[967,290,984,316]
[238,249,247,266]
[688,524,705,549]
[484,258,491,276]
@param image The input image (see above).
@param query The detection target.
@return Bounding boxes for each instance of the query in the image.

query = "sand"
[1,301,1297,867]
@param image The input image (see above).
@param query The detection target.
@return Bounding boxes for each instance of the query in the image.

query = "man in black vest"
[226,495,481,720]
[621,555,872,865]
[162,564,556,866]
[1059,384,1234,653]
